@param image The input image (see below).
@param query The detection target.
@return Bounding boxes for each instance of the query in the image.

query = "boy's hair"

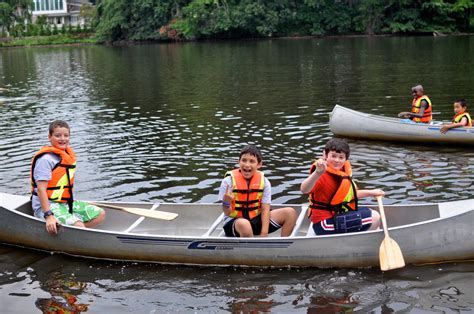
[49,120,70,135]
[324,138,350,159]
[455,99,467,108]
[239,145,262,163]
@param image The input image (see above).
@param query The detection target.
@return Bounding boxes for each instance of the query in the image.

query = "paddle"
[377,196,405,271]
[88,202,178,221]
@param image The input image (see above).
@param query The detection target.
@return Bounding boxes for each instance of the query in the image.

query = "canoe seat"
[290,205,309,237]
[306,223,316,237]
[202,213,224,237]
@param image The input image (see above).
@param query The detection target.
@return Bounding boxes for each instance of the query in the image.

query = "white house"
[31,0,92,27]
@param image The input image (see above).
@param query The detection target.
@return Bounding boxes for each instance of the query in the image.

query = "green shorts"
[50,201,103,226]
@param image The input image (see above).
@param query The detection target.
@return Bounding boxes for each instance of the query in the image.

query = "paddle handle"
[377,196,389,238]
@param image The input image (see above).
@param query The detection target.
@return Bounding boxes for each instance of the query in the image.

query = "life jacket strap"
[232,189,264,193]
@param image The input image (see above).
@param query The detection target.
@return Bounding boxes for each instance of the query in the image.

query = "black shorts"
[223,215,282,237]
[312,207,373,235]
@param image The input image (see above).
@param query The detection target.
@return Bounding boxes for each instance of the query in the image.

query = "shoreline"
[1,32,472,49]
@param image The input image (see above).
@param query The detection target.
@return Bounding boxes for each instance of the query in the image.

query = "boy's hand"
[46,215,59,235]
[398,112,409,118]
[371,189,385,197]
[440,125,450,134]
[314,158,327,174]
[223,186,234,204]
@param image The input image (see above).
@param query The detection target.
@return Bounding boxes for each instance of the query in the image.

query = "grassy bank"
[0,34,100,47]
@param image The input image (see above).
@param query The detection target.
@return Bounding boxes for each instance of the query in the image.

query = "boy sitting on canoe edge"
[440,99,472,133]
[218,145,297,237]
[300,138,384,236]
[30,120,106,235]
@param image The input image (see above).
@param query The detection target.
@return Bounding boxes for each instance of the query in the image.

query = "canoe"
[329,105,474,145]
[0,192,473,268]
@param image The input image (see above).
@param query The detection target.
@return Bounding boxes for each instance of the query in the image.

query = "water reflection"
[35,272,89,313]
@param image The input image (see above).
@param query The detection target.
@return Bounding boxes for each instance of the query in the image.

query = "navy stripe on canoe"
[116,236,293,250]
[428,127,468,133]
[117,236,191,246]
[187,240,293,250]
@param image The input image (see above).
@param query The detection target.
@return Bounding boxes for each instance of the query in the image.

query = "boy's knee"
[371,210,381,228]
[283,207,297,220]
[234,218,252,235]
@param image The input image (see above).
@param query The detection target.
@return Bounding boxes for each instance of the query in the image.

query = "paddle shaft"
[377,196,390,239]
[88,201,178,220]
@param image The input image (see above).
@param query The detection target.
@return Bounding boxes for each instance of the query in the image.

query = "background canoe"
[329,105,474,145]
[0,193,473,268]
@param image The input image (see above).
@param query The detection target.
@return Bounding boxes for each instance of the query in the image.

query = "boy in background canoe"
[440,99,472,133]
[219,145,297,237]
[398,84,433,123]
[31,120,106,235]
[300,138,384,235]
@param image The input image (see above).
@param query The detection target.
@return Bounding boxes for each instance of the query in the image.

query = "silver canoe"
[329,105,474,145]
[0,192,473,268]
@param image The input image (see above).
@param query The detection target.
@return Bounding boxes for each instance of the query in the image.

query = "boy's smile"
[48,127,70,150]
[238,153,262,179]
[325,151,346,170]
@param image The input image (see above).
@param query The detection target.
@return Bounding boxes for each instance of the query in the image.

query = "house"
[31,0,92,27]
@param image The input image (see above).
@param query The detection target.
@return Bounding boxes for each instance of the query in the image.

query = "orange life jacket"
[411,95,432,123]
[308,160,358,222]
[453,112,472,127]
[225,169,265,220]
[31,146,76,211]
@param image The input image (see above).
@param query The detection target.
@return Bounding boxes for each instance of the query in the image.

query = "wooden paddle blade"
[121,207,178,221]
[379,237,405,271]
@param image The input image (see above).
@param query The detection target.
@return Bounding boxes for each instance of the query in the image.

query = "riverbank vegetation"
[95,0,474,41]
[0,0,473,46]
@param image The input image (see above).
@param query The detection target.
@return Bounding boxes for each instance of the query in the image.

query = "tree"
[0,2,13,36]
[80,3,98,30]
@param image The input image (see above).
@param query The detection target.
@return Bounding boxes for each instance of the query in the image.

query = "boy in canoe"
[300,138,384,235]
[398,84,433,123]
[30,120,106,235]
[219,145,297,237]
[440,99,472,133]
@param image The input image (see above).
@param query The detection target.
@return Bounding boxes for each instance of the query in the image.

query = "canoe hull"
[329,105,474,145]
[1,194,473,267]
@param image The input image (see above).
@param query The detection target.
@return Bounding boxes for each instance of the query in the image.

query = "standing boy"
[440,99,472,133]
[31,120,105,235]
[300,138,384,235]
[218,145,296,237]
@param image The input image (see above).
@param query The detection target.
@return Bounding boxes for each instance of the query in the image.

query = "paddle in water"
[377,196,405,271]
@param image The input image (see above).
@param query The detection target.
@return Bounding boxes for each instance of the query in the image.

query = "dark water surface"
[0,36,473,312]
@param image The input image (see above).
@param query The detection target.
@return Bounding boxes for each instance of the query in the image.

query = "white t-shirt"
[31,153,60,218]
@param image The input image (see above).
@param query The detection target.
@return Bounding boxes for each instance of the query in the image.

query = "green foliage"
[4,0,474,43]
[0,2,14,35]
[80,3,98,30]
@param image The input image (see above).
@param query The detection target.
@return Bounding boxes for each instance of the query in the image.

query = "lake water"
[0,36,473,312]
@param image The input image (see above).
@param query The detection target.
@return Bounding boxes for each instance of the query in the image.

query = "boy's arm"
[218,178,233,216]
[300,159,326,194]
[36,180,59,235]
[357,189,384,198]
[260,203,270,237]
[399,101,427,118]
[440,117,468,133]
